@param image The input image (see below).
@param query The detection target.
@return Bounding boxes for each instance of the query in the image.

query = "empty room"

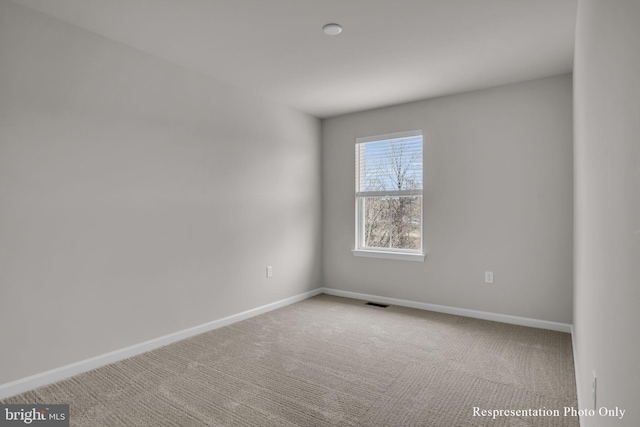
[0,0,638,426]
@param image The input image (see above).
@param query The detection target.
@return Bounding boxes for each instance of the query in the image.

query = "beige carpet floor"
[2,294,579,426]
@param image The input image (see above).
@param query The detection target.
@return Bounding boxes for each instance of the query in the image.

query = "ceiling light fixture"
[322,23,342,36]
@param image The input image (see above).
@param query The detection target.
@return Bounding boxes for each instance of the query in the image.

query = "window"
[353,130,424,261]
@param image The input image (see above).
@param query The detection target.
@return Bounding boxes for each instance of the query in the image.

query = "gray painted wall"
[574,0,640,425]
[0,1,321,385]
[322,75,574,324]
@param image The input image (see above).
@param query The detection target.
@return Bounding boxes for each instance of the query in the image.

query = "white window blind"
[356,130,423,198]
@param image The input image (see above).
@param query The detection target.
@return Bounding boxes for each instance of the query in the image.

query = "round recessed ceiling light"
[322,23,342,35]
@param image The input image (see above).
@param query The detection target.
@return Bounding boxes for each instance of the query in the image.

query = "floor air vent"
[365,302,390,308]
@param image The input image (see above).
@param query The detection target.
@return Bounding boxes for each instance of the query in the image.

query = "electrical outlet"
[484,271,494,284]
[592,370,597,410]
[266,266,273,278]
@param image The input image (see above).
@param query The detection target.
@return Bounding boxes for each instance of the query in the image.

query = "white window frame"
[352,130,425,262]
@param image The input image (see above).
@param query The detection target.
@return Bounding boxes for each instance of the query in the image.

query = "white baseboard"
[320,287,572,333]
[0,288,323,400]
[1,286,573,400]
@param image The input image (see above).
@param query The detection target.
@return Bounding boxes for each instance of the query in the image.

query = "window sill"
[351,249,425,262]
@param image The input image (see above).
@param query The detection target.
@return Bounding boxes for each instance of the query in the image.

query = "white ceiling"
[10,0,578,118]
